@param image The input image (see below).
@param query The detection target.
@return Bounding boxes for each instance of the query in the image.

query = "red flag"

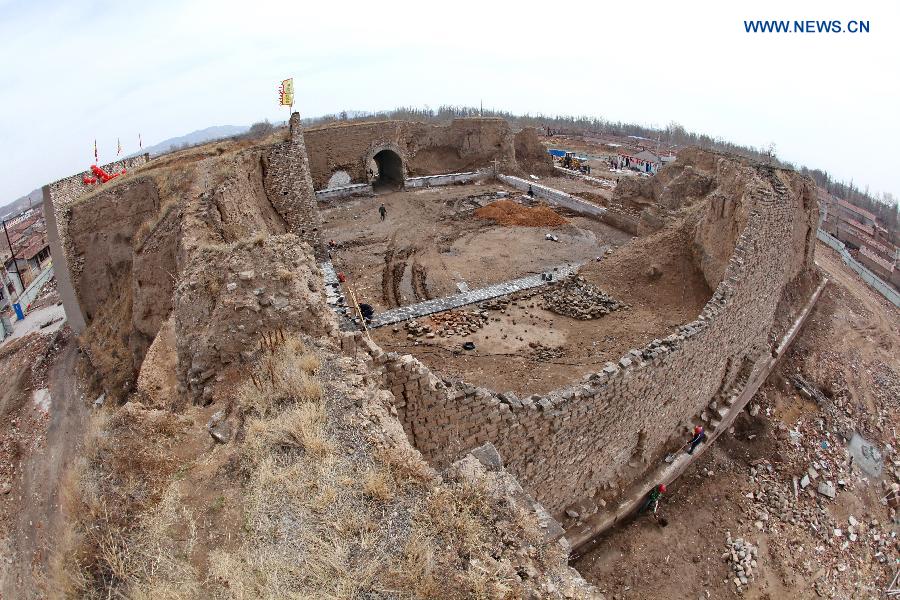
[94,139,98,163]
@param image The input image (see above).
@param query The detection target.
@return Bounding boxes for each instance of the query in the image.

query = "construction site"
[0,112,896,599]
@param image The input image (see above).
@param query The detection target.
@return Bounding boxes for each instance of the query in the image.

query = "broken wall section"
[342,152,819,519]
[261,113,322,255]
[174,234,337,404]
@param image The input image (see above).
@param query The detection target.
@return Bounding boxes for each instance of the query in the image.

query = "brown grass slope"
[53,334,598,599]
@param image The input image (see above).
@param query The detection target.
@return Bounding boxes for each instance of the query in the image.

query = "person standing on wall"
[379,203,387,221]
[686,425,706,455]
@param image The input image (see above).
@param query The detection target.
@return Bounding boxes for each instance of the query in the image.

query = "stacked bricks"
[263,112,323,256]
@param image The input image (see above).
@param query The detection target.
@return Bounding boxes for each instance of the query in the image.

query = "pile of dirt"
[474,199,567,227]
[579,211,712,316]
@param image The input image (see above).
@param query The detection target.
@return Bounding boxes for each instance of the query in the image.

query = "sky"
[0,0,898,204]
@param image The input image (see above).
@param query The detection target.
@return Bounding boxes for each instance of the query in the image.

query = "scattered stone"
[207,410,232,444]
[725,536,758,589]
[817,481,836,499]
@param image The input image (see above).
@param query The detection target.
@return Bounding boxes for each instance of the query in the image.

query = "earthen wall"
[42,154,151,332]
[303,118,522,189]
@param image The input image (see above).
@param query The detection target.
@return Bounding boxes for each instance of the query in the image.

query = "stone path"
[367,263,583,328]
[319,261,358,330]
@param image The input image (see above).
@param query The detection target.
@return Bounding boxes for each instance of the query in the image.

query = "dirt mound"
[475,200,567,227]
[579,212,712,316]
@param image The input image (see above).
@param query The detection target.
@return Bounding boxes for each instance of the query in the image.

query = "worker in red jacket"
[687,425,707,455]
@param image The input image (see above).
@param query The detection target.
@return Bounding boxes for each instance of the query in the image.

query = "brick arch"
[364,142,407,186]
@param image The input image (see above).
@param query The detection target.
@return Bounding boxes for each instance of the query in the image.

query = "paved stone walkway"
[319,261,359,330]
[367,263,583,328]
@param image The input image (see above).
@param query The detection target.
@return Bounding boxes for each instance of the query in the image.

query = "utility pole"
[2,217,24,303]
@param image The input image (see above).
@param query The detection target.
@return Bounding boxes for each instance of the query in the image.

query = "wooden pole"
[347,285,372,342]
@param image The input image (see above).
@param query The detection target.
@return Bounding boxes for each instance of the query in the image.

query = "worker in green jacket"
[640,483,667,514]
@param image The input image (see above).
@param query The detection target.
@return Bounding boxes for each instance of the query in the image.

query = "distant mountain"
[0,188,42,220]
[129,125,250,157]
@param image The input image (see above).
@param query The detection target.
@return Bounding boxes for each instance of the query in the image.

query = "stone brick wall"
[499,174,608,218]
[262,113,322,255]
[404,171,487,188]
[342,157,818,518]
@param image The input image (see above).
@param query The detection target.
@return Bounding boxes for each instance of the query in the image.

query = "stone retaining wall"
[315,183,373,201]
[499,174,607,218]
[368,263,581,328]
[817,229,900,306]
[341,160,818,519]
[405,171,486,188]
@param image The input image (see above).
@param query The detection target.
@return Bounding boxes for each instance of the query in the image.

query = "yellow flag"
[280,78,294,107]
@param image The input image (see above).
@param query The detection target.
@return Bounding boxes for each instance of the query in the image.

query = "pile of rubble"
[736,362,900,596]
[528,342,563,362]
[402,310,490,340]
[724,533,758,590]
[479,298,510,311]
[542,276,625,320]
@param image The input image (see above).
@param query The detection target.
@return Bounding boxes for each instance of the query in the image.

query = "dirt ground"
[372,221,711,396]
[573,242,900,599]
[320,181,633,313]
[0,327,91,598]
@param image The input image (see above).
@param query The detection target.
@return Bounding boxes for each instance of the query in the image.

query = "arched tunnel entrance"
[372,149,404,191]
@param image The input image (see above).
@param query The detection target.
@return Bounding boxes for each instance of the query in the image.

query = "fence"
[18,264,55,315]
[817,229,899,307]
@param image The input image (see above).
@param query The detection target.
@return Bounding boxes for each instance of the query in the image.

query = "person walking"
[527,184,535,198]
[378,203,387,221]
[686,425,706,455]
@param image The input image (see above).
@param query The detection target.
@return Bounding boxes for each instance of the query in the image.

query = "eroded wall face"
[345,158,818,516]
[45,113,330,401]
[42,154,151,332]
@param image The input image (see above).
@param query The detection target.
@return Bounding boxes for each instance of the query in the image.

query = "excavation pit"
[320,180,712,395]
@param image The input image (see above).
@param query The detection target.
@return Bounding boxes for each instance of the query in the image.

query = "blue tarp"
[548,148,567,157]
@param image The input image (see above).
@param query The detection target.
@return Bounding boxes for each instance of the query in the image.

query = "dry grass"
[362,467,395,502]
[134,197,179,248]
[48,405,198,599]
[49,332,576,598]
